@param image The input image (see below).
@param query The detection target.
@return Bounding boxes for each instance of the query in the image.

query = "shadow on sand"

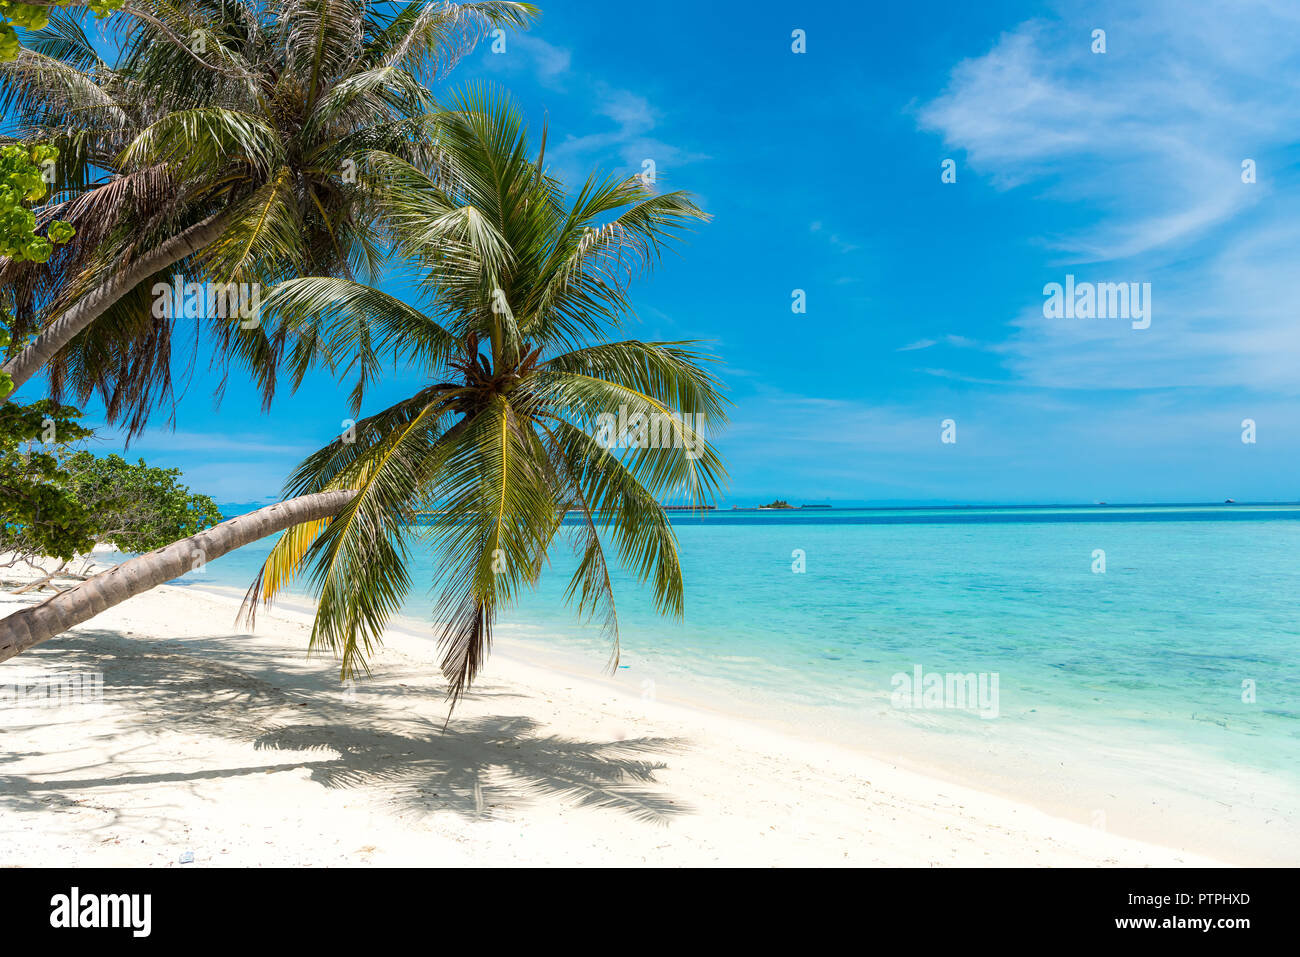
[0,630,690,826]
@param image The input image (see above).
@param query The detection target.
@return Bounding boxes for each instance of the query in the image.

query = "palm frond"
[545,418,687,618]
[257,276,458,409]
[119,108,286,182]
[426,393,557,700]
[209,84,726,708]
[534,366,726,507]
[293,392,458,677]
[200,166,303,284]
[367,1,538,83]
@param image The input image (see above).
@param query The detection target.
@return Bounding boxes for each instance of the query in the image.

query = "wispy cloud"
[90,430,318,457]
[547,83,710,183]
[916,11,1286,261]
[478,32,572,88]
[917,0,1300,394]
[512,34,572,83]
[809,219,861,254]
[721,382,1293,501]
[897,335,990,352]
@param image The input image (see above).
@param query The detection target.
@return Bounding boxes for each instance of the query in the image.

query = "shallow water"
[128,504,1300,862]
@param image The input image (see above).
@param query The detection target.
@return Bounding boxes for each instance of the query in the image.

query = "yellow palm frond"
[260,513,333,605]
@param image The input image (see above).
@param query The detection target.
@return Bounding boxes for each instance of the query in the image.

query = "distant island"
[758,500,795,509]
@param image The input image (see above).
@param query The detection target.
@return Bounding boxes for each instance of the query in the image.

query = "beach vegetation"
[0,0,536,428]
[0,355,221,585]
[0,389,98,562]
[0,87,728,707]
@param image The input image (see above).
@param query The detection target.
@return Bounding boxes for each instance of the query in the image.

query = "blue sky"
[49,0,1300,505]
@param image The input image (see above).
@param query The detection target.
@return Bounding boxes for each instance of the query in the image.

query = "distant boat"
[1225,498,1236,504]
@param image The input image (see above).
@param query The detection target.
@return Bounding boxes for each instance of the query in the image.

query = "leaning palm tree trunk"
[1,211,230,395]
[0,489,356,663]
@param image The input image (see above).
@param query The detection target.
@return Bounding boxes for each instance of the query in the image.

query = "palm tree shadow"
[254,717,688,824]
[1,631,691,826]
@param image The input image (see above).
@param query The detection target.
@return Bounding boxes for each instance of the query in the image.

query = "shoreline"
[0,565,1240,866]
[156,575,1299,867]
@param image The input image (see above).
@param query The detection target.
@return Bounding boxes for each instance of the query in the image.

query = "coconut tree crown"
[0,0,536,430]
[248,86,727,702]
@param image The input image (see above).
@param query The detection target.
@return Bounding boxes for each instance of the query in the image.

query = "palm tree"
[0,489,357,663]
[0,88,727,709]
[0,0,535,432]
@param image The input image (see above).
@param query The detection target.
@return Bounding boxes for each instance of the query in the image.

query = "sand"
[0,562,1225,867]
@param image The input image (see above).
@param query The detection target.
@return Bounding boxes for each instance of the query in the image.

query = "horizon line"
[210,498,1300,512]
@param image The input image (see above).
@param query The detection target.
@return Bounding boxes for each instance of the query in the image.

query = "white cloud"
[897,335,993,353]
[478,32,572,87]
[546,83,709,183]
[513,34,571,82]
[91,430,317,457]
[721,382,1299,501]
[917,0,1300,394]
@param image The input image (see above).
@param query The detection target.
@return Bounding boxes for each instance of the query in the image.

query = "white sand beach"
[0,563,1225,867]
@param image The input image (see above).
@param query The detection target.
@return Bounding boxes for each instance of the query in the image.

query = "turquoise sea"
[132,504,1300,863]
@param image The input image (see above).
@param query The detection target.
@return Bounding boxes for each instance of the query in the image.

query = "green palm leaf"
[6,0,536,435]
[250,87,726,710]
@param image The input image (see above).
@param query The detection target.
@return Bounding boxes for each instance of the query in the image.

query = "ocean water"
[131,504,1300,862]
